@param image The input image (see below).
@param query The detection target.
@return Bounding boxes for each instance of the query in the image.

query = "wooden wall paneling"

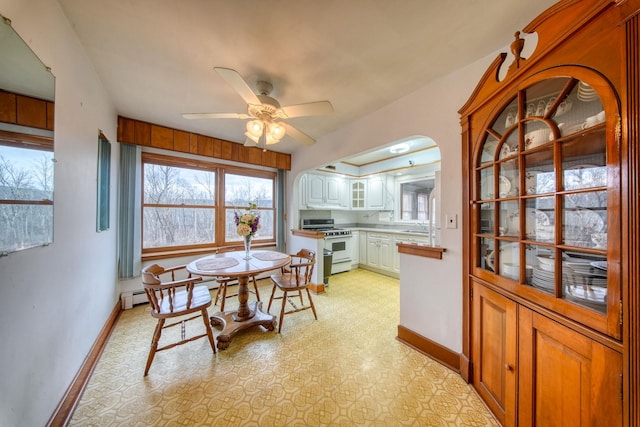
[220,139,233,160]
[211,137,222,158]
[624,5,640,425]
[276,152,290,170]
[46,101,54,131]
[150,124,173,150]
[115,116,291,170]
[0,90,17,123]
[246,146,263,166]
[134,121,151,146]
[16,95,47,129]
[173,130,189,153]
[197,134,213,157]
[189,132,198,154]
[231,142,243,163]
[117,116,135,143]
[261,149,276,168]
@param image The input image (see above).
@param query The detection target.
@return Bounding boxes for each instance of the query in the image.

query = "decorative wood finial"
[511,31,526,69]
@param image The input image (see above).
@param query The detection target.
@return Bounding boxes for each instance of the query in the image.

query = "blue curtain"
[276,169,285,252]
[117,143,141,278]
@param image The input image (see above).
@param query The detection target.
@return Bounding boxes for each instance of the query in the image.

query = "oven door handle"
[324,235,353,240]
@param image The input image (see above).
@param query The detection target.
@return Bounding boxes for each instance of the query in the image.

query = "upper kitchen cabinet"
[351,180,366,209]
[366,175,391,210]
[300,172,349,209]
[460,0,640,424]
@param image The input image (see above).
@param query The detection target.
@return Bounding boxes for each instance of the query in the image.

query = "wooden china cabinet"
[459,0,640,425]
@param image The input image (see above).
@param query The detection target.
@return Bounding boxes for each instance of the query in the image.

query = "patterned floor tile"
[69,268,498,426]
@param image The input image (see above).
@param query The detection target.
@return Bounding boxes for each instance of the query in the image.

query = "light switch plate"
[446,213,457,229]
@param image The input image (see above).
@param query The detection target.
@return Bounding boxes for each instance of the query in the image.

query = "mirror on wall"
[0,15,55,254]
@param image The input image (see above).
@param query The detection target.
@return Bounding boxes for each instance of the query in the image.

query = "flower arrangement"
[234,203,261,238]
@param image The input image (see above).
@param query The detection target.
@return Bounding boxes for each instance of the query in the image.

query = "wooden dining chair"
[267,249,317,332]
[141,263,216,376]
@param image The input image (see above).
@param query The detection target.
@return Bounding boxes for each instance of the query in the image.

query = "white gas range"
[301,219,354,274]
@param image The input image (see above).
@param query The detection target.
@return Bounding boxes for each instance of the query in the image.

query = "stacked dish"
[531,267,555,293]
[577,81,599,102]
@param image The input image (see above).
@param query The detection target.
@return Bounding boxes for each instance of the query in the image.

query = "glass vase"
[243,235,252,260]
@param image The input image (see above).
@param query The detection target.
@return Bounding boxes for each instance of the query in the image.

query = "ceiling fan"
[182,67,333,147]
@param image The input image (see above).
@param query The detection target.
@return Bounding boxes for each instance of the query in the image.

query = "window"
[142,153,276,254]
[224,172,275,242]
[400,178,434,221]
[0,134,54,254]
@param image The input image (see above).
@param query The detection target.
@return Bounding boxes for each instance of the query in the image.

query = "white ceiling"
[54,0,557,157]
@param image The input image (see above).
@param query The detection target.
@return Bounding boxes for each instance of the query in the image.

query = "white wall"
[0,1,118,426]
[286,56,496,354]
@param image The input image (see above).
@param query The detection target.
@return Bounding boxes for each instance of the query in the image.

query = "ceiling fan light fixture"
[243,137,258,147]
[246,120,264,138]
[268,122,285,140]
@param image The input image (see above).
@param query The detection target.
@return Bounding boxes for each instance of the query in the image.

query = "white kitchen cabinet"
[302,172,348,208]
[392,234,430,273]
[351,180,366,209]
[366,232,393,271]
[351,230,360,267]
[366,175,390,210]
[298,173,307,209]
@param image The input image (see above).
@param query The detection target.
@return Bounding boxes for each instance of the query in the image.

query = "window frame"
[141,152,277,257]
[0,130,54,254]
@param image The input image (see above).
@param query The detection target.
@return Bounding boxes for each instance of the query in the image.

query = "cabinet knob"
[505,364,514,372]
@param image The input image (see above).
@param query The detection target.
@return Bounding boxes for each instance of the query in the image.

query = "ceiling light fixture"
[389,142,410,154]
[243,119,286,147]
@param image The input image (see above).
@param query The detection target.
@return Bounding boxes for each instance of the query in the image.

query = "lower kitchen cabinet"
[472,283,622,427]
[351,230,359,267]
[366,233,392,271]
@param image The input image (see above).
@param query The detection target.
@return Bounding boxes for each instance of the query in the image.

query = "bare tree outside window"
[0,146,54,254]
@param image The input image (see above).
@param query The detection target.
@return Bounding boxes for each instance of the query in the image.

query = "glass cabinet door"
[473,74,619,337]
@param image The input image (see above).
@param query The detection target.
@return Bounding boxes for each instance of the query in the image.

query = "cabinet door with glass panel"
[473,69,621,338]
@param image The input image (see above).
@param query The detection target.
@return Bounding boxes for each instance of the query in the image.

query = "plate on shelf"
[499,175,511,197]
[507,208,550,236]
[590,261,608,271]
[564,283,607,307]
[485,242,518,271]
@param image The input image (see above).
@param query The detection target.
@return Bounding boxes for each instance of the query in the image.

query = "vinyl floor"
[69,268,498,426]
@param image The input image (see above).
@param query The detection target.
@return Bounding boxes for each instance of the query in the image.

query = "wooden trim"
[396,325,460,372]
[291,229,324,239]
[624,8,640,426]
[47,301,122,427]
[117,115,291,170]
[0,89,54,131]
[396,242,446,259]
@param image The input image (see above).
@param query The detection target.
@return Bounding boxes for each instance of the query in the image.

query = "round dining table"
[186,249,291,349]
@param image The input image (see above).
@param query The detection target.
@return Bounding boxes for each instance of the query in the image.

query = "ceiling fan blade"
[280,100,333,118]
[214,67,261,105]
[182,112,249,120]
[282,122,316,146]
